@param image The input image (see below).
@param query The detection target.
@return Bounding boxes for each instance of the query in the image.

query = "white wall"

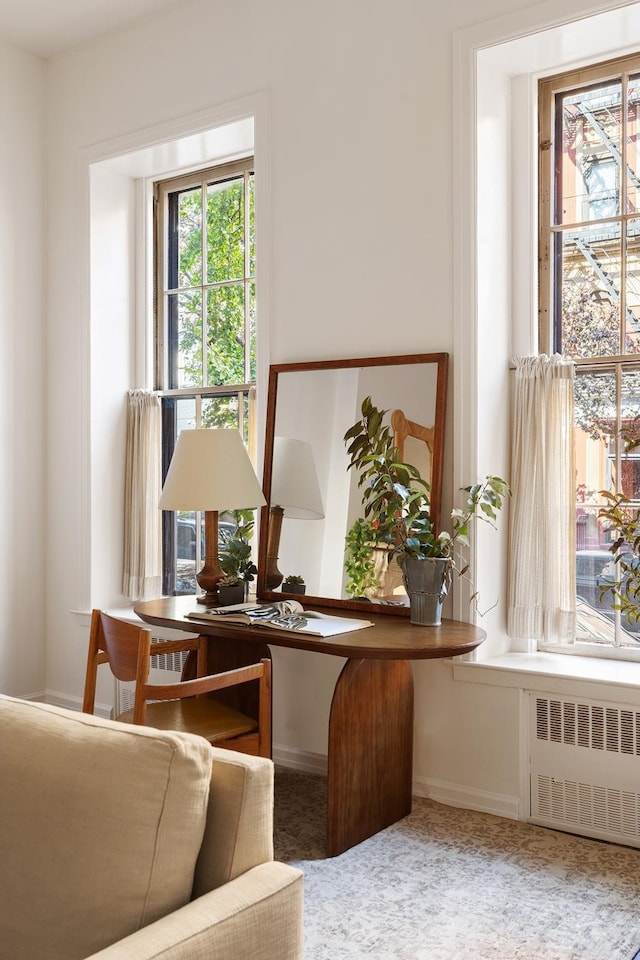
[0,41,45,697]
[22,0,638,809]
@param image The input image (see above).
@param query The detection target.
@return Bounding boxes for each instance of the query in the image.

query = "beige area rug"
[274,767,640,960]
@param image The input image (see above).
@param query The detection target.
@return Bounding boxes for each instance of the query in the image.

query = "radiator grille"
[535,696,640,755]
[536,775,640,841]
[531,695,640,848]
[115,636,189,714]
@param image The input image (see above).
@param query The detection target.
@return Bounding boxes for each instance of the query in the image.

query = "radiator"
[115,635,190,715]
[530,693,640,848]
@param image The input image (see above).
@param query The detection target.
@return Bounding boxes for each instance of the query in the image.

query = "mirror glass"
[257,353,449,613]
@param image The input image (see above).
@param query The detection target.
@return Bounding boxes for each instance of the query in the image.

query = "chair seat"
[117,697,258,744]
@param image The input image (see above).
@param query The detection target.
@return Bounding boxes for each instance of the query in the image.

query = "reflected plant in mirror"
[344,397,510,624]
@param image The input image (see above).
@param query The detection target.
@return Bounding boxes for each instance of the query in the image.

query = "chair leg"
[258,658,272,758]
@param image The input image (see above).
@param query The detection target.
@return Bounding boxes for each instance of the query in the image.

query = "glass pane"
[202,394,241,430]
[249,174,255,276]
[177,188,202,287]
[575,369,617,645]
[627,75,640,214]
[575,368,640,647]
[207,177,245,284]
[169,290,202,388]
[248,281,256,382]
[557,82,622,226]
[626,219,640,350]
[559,227,622,357]
[175,396,196,432]
[620,367,640,492]
[205,285,245,385]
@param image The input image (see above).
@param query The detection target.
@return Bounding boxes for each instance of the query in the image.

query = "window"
[154,157,256,594]
[539,54,640,652]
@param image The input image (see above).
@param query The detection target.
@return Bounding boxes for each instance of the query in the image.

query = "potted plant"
[216,575,246,606]
[219,509,258,600]
[344,396,510,625]
[283,574,306,595]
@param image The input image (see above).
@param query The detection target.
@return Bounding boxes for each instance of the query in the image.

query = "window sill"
[452,652,640,706]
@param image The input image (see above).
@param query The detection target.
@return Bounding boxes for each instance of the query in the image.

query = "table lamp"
[265,436,324,590]
[159,428,266,605]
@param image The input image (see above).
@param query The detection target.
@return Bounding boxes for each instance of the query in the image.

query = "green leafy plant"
[344,397,510,580]
[598,491,640,623]
[344,517,381,598]
[218,574,242,588]
[219,509,258,583]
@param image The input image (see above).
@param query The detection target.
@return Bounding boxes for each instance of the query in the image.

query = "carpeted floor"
[274,767,640,960]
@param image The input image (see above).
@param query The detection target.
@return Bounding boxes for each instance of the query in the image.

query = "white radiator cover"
[530,692,640,848]
[115,636,189,714]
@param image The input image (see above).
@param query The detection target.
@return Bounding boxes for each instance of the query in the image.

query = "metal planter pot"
[401,556,453,626]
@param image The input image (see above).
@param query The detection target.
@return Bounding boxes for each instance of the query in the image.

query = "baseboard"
[271,747,521,822]
[272,744,328,776]
[413,774,521,821]
[44,690,113,720]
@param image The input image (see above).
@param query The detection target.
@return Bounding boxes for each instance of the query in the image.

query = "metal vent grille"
[150,637,189,675]
[115,635,189,715]
[536,775,640,842]
[530,694,640,848]
[535,696,640,755]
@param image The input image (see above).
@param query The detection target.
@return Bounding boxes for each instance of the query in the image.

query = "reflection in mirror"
[257,354,448,613]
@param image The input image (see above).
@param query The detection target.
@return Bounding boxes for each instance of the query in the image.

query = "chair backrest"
[95,610,152,680]
[83,611,271,757]
[84,610,209,723]
[83,610,157,724]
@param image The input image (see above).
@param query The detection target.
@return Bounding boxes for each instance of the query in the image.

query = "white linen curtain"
[508,355,576,648]
[122,390,162,601]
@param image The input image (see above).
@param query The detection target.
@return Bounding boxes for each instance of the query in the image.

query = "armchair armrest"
[83,862,303,960]
[193,747,275,895]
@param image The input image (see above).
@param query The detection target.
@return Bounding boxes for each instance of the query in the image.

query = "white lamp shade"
[159,429,266,511]
[271,436,324,519]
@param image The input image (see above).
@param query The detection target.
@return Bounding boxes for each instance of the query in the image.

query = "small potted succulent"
[217,575,245,606]
[344,397,510,625]
[283,574,306,595]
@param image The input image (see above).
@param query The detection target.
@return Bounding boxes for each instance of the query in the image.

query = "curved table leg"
[327,658,414,857]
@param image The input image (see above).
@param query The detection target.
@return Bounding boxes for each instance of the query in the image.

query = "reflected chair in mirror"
[373,409,436,599]
[391,408,434,485]
[82,610,271,758]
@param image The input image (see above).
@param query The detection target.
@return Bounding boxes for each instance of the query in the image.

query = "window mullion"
[201,180,208,388]
[244,170,251,385]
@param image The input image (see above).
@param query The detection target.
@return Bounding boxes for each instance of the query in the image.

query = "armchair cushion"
[0,696,213,960]
[84,862,304,960]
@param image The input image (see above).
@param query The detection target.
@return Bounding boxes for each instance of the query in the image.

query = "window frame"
[537,52,640,660]
[153,155,257,596]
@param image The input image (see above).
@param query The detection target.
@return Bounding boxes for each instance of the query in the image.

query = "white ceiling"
[0,0,185,58]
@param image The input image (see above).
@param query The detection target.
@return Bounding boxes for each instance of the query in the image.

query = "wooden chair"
[83,610,271,758]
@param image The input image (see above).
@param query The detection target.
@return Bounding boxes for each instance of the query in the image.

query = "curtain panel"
[122,390,162,601]
[508,355,576,649]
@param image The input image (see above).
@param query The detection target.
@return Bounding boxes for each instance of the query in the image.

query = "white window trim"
[452,0,640,664]
[77,93,270,615]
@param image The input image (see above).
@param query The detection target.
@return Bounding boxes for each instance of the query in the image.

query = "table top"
[134,596,486,661]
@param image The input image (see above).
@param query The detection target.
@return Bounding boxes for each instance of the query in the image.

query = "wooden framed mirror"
[257,353,449,614]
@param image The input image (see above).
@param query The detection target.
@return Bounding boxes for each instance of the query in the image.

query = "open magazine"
[185,599,374,637]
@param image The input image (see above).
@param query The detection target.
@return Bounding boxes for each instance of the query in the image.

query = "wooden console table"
[134,596,485,857]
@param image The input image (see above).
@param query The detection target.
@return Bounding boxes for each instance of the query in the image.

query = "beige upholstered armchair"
[0,695,303,960]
